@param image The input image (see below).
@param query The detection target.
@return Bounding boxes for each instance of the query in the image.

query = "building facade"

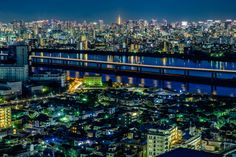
[30,72,66,87]
[147,126,182,157]
[0,107,11,129]
[0,44,29,82]
[83,75,103,87]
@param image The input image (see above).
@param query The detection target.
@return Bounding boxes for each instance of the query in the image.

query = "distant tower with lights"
[117,15,122,25]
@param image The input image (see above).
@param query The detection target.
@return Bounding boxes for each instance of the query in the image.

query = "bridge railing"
[30,55,236,74]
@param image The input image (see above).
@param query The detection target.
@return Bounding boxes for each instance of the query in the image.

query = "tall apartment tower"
[0,43,29,82]
[147,126,182,157]
[0,107,11,129]
[15,45,28,66]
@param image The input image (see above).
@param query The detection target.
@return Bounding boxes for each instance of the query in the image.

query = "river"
[33,52,236,96]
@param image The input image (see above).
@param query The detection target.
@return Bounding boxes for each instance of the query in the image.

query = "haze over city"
[0,0,236,22]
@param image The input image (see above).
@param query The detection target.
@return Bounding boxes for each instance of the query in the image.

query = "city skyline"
[0,1,236,156]
[0,0,236,22]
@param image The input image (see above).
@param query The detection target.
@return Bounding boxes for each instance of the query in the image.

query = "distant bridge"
[30,48,236,62]
[30,55,236,88]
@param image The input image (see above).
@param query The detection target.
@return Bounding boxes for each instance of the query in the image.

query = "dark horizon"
[0,0,236,23]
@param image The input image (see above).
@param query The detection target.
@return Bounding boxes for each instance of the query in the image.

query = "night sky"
[0,0,236,22]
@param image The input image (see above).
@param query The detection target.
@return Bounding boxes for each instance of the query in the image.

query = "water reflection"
[162,57,167,66]
[75,72,80,79]
[87,55,236,79]
[128,77,134,85]
[32,53,236,96]
[105,75,110,81]
[116,76,122,83]
[153,80,158,87]
[32,66,236,96]
[41,51,236,70]
[87,54,236,71]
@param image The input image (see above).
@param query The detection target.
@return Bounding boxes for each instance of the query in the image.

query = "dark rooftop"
[158,148,222,157]
[0,86,11,90]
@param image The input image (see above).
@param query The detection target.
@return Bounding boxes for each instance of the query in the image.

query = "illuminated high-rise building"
[147,126,182,157]
[79,35,88,50]
[0,107,11,129]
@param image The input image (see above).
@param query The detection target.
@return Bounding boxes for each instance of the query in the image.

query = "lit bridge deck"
[30,55,236,88]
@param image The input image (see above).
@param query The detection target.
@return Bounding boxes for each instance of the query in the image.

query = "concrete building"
[0,66,28,82]
[30,71,66,87]
[0,86,12,98]
[83,75,103,87]
[147,125,182,157]
[182,134,202,150]
[28,85,45,95]
[118,112,140,126]
[0,81,22,99]
[0,44,29,82]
